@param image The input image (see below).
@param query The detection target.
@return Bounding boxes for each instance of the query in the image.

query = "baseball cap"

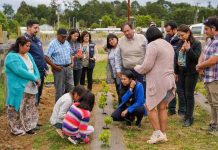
[57,28,68,36]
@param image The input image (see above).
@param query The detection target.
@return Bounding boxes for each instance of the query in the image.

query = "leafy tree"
[102,15,113,28]
[40,18,48,25]
[135,15,152,27]
[0,12,8,31]
[8,19,19,35]
[2,3,14,18]
[90,23,100,29]
[172,8,195,25]
[103,116,113,129]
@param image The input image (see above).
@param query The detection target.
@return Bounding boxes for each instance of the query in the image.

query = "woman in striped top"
[62,91,95,144]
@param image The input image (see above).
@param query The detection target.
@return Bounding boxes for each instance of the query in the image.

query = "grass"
[122,105,218,150]
[44,60,107,84]
[0,74,6,111]
[33,124,87,150]
[195,81,206,96]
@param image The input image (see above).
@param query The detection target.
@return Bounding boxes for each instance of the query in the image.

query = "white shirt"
[50,93,73,125]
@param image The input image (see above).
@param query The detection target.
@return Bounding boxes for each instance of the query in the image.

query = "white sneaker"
[147,131,166,144]
[162,133,168,142]
[68,136,78,145]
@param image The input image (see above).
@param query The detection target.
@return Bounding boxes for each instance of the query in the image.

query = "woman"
[5,36,41,135]
[80,31,96,90]
[111,70,146,127]
[105,33,120,96]
[175,24,201,127]
[134,26,176,144]
[67,28,83,86]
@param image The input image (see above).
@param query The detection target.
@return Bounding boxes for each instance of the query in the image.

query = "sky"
[0,0,218,11]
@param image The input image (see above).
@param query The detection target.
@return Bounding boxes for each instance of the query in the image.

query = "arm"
[120,89,133,104]
[134,44,157,74]
[197,56,218,69]
[57,99,72,121]
[128,83,145,113]
[28,53,40,79]
[186,41,202,62]
[115,46,122,75]
[5,54,37,81]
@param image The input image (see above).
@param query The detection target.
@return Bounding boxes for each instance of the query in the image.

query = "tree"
[99,130,111,146]
[172,8,195,25]
[2,3,14,18]
[103,116,113,129]
[135,15,152,27]
[101,15,113,28]
[0,12,8,31]
[90,23,100,29]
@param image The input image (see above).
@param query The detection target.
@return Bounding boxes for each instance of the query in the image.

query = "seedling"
[98,94,107,115]
[99,130,111,146]
[103,116,113,129]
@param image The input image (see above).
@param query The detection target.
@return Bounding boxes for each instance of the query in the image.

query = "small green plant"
[103,116,113,129]
[98,94,107,114]
[101,81,109,94]
[99,130,111,146]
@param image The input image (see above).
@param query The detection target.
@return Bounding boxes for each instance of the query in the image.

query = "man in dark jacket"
[25,20,48,106]
[164,21,186,116]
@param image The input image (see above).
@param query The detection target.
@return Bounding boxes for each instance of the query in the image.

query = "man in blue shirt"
[45,28,74,102]
[25,20,48,106]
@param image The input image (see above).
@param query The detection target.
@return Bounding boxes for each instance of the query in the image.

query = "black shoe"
[26,130,35,134]
[183,118,193,127]
[33,126,40,131]
[37,123,43,127]
[135,122,141,128]
[168,111,176,116]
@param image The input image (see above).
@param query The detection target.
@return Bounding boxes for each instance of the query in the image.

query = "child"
[62,91,95,144]
[50,85,86,130]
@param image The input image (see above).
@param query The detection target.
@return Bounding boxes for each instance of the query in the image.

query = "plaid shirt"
[203,35,218,83]
[45,39,73,65]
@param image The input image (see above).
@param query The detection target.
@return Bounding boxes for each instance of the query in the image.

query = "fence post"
[0,25,3,44]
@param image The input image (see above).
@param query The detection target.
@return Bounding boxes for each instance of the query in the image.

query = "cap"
[57,28,67,36]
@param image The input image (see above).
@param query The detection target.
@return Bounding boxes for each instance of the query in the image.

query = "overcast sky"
[0,0,217,11]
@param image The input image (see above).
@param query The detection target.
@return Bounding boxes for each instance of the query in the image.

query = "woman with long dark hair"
[80,31,96,90]
[105,33,120,96]
[5,36,40,135]
[67,28,83,86]
[176,24,201,127]
[111,70,146,127]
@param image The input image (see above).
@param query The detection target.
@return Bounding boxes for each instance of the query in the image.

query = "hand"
[174,74,178,81]
[121,109,128,117]
[36,79,41,87]
[70,63,74,68]
[117,72,122,78]
[183,40,190,51]
[130,80,136,88]
[196,64,201,72]
[52,65,63,72]
[90,57,95,61]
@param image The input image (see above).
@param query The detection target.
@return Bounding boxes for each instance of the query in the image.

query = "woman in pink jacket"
[134,26,176,144]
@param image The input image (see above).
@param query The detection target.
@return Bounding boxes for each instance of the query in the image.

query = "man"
[115,22,147,87]
[164,21,185,116]
[45,28,74,102]
[196,16,218,134]
[24,20,48,105]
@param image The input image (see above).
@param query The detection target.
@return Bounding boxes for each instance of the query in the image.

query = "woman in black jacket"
[175,24,202,127]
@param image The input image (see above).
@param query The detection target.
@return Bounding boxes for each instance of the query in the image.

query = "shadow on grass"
[33,124,87,150]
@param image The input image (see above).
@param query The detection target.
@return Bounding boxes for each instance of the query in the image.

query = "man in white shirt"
[50,85,86,129]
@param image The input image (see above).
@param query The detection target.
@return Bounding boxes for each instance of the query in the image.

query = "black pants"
[168,81,186,114]
[73,69,82,86]
[177,73,198,119]
[37,71,45,105]
[80,67,94,90]
[111,105,145,125]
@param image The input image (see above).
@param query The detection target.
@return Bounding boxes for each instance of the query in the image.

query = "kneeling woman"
[111,70,146,127]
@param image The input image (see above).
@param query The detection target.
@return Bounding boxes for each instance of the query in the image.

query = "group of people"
[4,19,96,138]
[4,15,218,145]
